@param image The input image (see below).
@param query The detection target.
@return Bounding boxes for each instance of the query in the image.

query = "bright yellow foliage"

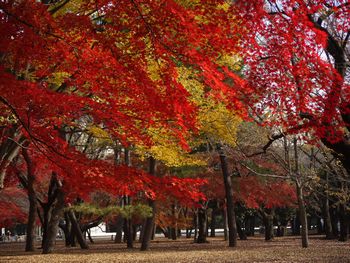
[136,126,206,167]
[87,125,113,144]
[177,66,241,147]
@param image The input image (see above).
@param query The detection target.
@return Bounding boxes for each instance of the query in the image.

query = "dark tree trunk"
[87,229,94,243]
[22,149,37,252]
[151,223,156,240]
[262,209,274,241]
[196,207,207,243]
[171,204,177,240]
[194,211,198,242]
[132,225,137,241]
[217,144,237,247]
[67,209,89,249]
[296,182,309,248]
[210,204,217,237]
[237,220,247,240]
[140,157,156,251]
[223,206,228,241]
[245,215,255,236]
[322,198,334,239]
[42,175,65,254]
[293,137,308,248]
[338,203,349,242]
[123,149,133,249]
[124,217,133,248]
[292,216,301,235]
[139,221,145,242]
[114,216,124,243]
[330,207,339,238]
[63,212,72,246]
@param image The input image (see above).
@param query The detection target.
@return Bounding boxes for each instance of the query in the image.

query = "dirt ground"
[0,235,349,262]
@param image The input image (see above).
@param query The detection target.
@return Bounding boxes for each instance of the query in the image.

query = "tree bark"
[123,149,133,249]
[67,209,89,249]
[338,203,349,242]
[196,207,207,243]
[42,174,65,254]
[262,209,274,241]
[237,220,247,240]
[322,191,333,239]
[140,157,156,251]
[293,137,308,248]
[296,182,309,247]
[217,144,237,247]
[22,148,37,252]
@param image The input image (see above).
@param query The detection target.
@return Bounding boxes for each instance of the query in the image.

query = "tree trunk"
[338,203,349,242]
[67,209,89,249]
[322,196,334,239]
[246,215,255,236]
[22,149,37,252]
[296,182,309,248]
[124,216,133,248]
[42,176,65,254]
[140,157,156,251]
[114,216,124,243]
[210,204,217,237]
[237,220,247,240]
[123,149,133,249]
[223,206,228,241]
[171,204,177,240]
[330,207,339,238]
[196,207,207,243]
[217,144,237,247]
[194,210,198,242]
[262,209,274,241]
[294,137,308,248]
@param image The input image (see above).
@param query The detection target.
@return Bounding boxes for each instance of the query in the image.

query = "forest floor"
[0,235,349,262]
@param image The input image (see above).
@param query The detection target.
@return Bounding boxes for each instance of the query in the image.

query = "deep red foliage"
[230,0,349,144]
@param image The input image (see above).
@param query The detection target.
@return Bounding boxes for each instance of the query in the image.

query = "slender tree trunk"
[87,229,94,243]
[294,137,308,248]
[141,157,156,251]
[67,209,89,249]
[123,214,133,248]
[171,204,177,240]
[223,206,228,241]
[196,207,207,243]
[296,182,309,247]
[323,196,333,239]
[246,215,255,236]
[22,149,37,252]
[139,221,145,242]
[217,144,237,247]
[330,207,339,238]
[41,206,50,249]
[151,223,156,240]
[237,220,247,240]
[114,215,124,243]
[262,210,274,241]
[338,203,349,242]
[194,210,198,242]
[123,149,133,249]
[210,203,217,237]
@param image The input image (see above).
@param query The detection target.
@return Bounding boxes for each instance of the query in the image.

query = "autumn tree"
[230,0,350,174]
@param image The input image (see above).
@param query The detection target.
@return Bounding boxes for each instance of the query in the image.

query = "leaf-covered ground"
[0,235,349,262]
